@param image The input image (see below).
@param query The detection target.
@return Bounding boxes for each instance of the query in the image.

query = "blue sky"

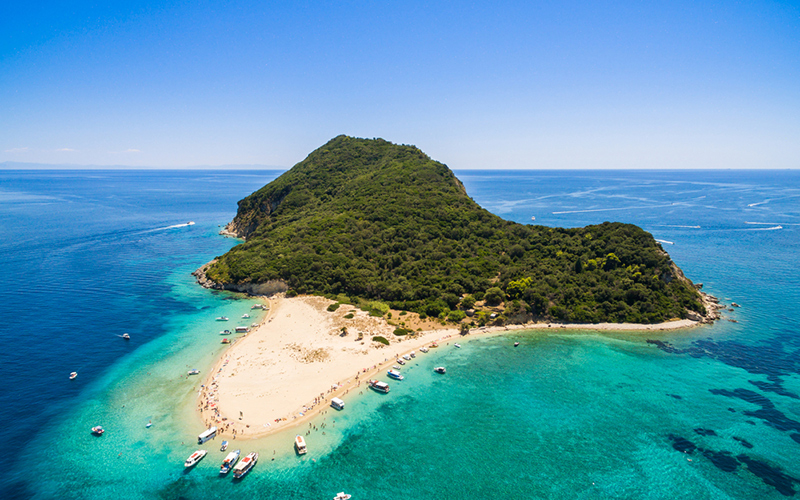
[2,0,799,169]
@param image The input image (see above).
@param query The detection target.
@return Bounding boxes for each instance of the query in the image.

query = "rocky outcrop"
[192,261,288,296]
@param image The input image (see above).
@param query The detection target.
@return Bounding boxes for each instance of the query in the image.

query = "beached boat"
[368,379,390,393]
[409,351,416,358]
[420,347,428,353]
[430,342,439,348]
[197,426,217,444]
[333,493,352,500]
[392,365,401,371]
[454,343,461,348]
[242,313,250,319]
[184,449,207,468]
[331,397,345,410]
[216,316,229,321]
[434,367,446,374]
[235,326,249,333]
[221,338,230,344]
[232,452,258,478]
[219,449,240,474]
[220,329,232,335]
[70,371,78,380]
[91,426,104,435]
[188,369,200,375]
[396,358,406,365]
[387,369,404,380]
[402,354,411,361]
[122,333,130,340]
[295,435,307,455]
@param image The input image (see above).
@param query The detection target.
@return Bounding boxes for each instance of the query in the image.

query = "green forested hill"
[204,135,705,324]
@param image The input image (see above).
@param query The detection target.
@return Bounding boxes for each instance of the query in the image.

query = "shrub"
[372,336,390,345]
[393,327,410,336]
[344,313,354,319]
[286,289,298,297]
[484,287,505,306]
[459,295,476,310]
[448,310,466,322]
[327,303,340,312]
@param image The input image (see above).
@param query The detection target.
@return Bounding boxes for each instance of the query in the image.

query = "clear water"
[1,169,798,499]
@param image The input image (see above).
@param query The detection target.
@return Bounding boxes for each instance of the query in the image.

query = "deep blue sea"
[1,169,798,499]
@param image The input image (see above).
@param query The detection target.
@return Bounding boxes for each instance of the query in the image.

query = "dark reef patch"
[701,449,739,472]
[709,388,800,433]
[791,434,800,445]
[694,428,717,436]
[668,393,683,400]
[668,434,697,454]
[733,437,754,449]
[737,455,800,497]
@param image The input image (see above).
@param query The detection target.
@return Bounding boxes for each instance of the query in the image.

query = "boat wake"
[145,221,196,232]
[745,225,783,231]
[551,204,676,215]
[655,239,674,245]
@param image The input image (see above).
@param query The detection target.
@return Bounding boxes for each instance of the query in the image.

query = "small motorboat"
[409,351,416,358]
[430,342,439,348]
[454,343,461,348]
[392,365,401,371]
[216,316,229,321]
[146,421,152,428]
[419,347,429,353]
[388,369,404,380]
[91,426,105,435]
[333,493,352,500]
[187,221,195,225]
[396,358,406,365]
[188,369,200,375]
[434,367,446,374]
[122,333,130,340]
[69,372,78,380]
[221,338,230,344]
[368,379,390,393]
[514,342,520,347]
[220,329,232,335]
[402,354,411,361]
[295,435,307,455]
[220,440,229,451]
[242,313,250,319]
[184,449,207,468]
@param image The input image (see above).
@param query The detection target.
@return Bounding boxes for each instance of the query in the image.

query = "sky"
[1,0,799,169]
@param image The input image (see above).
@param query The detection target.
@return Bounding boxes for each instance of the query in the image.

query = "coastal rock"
[193,261,288,296]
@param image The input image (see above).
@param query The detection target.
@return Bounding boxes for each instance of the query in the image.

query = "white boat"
[409,351,416,358]
[219,449,240,474]
[454,343,461,348]
[220,440,228,451]
[368,380,390,393]
[392,365,401,371]
[387,369,404,380]
[197,426,217,444]
[188,369,200,375]
[514,342,520,347]
[184,449,207,468]
[333,493,352,500]
[419,347,428,353]
[69,372,78,380]
[146,421,152,428]
[396,358,406,365]
[220,329,231,335]
[122,333,130,340]
[242,313,250,319]
[235,326,249,333]
[402,354,411,361]
[216,316,229,321]
[295,435,307,455]
[233,452,258,478]
[331,397,345,410]
[531,216,536,221]
[187,221,195,225]
[434,367,446,374]
[91,425,104,435]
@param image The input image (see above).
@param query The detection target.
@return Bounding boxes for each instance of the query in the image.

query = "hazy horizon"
[3,1,799,170]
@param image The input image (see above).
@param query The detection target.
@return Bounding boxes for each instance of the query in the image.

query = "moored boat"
[197,426,217,444]
[220,329,232,335]
[70,371,78,380]
[387,369,404,380]
[184,449,207,468]
[368,379,390,393]
[242,313,250,319]
[514,342,520,347]
[219,449,240,474]
[409,351,416,358]
[402,354,411,361]
[419,347,428,353]
[333,493,352,500]
[396,358,405,365]
[221,338,230,344]
[454,343,461,348]
[295,435,307,455]
[91,426,104,435]
[188,369,200,375]
[232,452,258,478]
[216,316,229,321]
[430,342,439,348]
[331,397,345,410]
[220,440,228,451]
[434,367,446,374]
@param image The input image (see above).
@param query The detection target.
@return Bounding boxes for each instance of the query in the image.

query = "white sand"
[197,295,701,439]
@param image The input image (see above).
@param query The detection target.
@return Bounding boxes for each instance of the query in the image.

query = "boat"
[220,329,232,335]
[514,342,520,347]
[122,333,130,340]
[69,372,78,380]
[392,365,401,371]
[220,440,229,451]
[387,369,404,380]
[396,358,406,365]
[409,351,416,358]
[242,313,250,319]
[434,367,446,374]
[419,347,429,353]
[91,426,104,435]
[197,426,217,444]
[232,452,258,478]
[184,449,207,468]
[368,380,390,393]
[219,449,240,474]
[216,316,229,321]
[221,338,230,344]
[188,369,200,375]
[333,493,352,500]
[402,354,411,361]
[146,420,152,428]
[235,326,249,333]
[430,342,439,348]
[531,216,536,221]
[454,343,461,348]
[331,397,345,410]
[187,221,195,225]
[295,435,307,455]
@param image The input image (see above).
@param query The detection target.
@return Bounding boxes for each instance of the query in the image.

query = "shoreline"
[196,294,714,441]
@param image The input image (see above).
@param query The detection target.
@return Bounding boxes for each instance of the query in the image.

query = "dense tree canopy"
[205,135,705,324]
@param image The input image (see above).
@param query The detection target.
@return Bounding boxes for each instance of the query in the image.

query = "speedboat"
[396,358,406,365]
[392,365,401,371]
[333,493,352,500]
[184,449,207,468]
[221,338,230,344]
[122,333,130,340]
[188,369,200,375]
[219,449,240,474]
[187,221,195,225]
[514,342,520,347]
[454,343,461,348]
[220,440,229,451]
[368,379,390,393]
[409,351,416,358]
[387,369,404,380]
[232,452,258,478]
[91,426,104,435]
[402,354,411,361]
[220,329,232,335]
[434,367,446,374]
[146,421,152,428]
[419,347,429,353]
[69,372,78,380]
[242,313,250,319]
[430,342,439,348]
[216,316,229,321]
[295,435,307,455]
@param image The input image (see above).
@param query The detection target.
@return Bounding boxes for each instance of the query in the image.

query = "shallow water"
[1,169,799,499]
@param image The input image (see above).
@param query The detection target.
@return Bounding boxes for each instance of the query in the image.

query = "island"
[192,135,720,438]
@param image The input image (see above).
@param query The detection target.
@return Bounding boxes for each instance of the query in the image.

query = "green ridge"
[205,135,705,324]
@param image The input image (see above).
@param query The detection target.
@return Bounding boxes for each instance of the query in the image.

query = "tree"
[484,287,505,306]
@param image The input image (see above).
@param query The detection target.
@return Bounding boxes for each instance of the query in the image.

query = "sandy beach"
[196,295,706,440]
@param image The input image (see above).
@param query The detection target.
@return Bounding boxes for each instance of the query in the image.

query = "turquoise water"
[1,170,799,499]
